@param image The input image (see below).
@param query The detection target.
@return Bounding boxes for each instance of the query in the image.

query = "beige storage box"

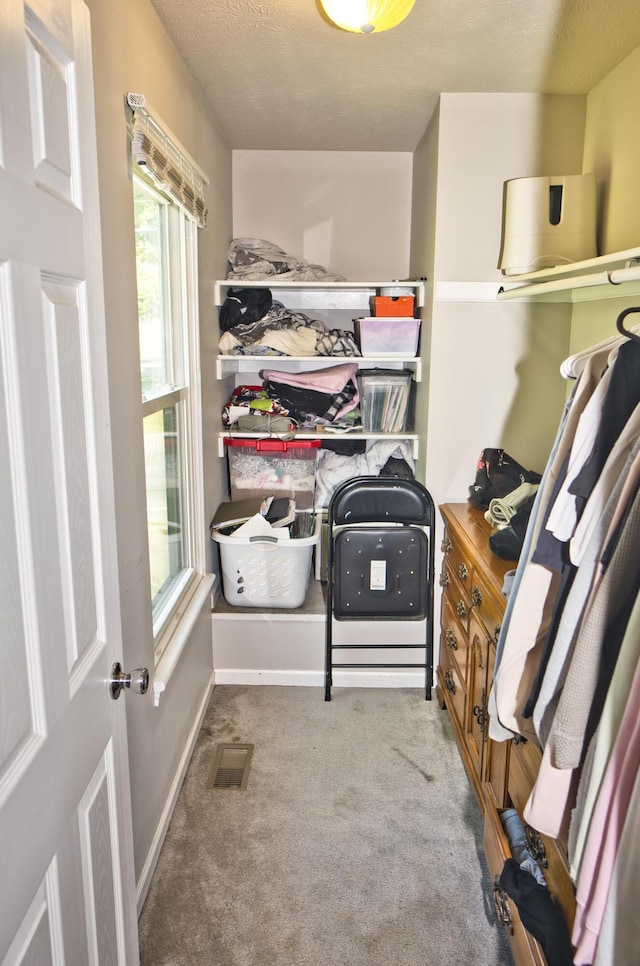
[499,173,597,276]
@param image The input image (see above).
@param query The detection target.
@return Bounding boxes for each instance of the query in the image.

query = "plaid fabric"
[321,379,358,422]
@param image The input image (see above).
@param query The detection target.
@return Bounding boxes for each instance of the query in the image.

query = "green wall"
[570,43,640,355]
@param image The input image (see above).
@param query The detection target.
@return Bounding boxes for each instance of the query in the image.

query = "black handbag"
[468,448,541,510]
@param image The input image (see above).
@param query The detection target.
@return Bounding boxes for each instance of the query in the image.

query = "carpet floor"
[138,686,514,965]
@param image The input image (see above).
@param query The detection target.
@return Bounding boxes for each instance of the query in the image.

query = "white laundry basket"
[213,518,320,608]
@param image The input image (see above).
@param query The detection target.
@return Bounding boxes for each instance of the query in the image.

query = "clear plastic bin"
[355,317,420,356]
[224,438,321,509]
[356,369,413,432]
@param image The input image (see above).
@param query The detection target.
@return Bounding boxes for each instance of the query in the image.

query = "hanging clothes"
[486,310,640,965]
[488,343,616,742]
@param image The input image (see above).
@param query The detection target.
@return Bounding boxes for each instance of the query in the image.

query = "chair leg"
[325,577,333,701]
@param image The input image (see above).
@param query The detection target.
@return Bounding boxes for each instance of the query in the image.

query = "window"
[134,175,204,648]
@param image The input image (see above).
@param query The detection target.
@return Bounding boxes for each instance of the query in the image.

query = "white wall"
[232,150,413,280]
[434,94,588,282]
[411,94,587,510]
[86,0,232,902]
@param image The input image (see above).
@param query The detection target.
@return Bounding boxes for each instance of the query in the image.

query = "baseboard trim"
[135,669,215,915]
[212,669,425,688]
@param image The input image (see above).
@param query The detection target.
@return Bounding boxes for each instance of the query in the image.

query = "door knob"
[109,662,149,700]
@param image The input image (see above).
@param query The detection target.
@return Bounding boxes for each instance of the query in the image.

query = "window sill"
[152,572,215,707]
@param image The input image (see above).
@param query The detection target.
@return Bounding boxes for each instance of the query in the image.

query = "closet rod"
[497,263,640,301]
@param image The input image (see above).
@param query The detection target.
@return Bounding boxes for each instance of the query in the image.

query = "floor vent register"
[208,743,254,790]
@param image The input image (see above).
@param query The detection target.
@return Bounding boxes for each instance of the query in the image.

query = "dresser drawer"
[469,570,504,642]
[441,562,472,633]
[483,805,546,966]
[507,740,576,927]
[441,529,474,587]
[438,633,467,735]
[507,736,542,805]
[440,590,469,684]
[475,639,509,809]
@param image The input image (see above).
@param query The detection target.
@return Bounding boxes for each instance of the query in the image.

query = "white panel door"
[0,0,139,962]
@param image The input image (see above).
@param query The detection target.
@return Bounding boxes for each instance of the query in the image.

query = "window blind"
[127,92,208,229]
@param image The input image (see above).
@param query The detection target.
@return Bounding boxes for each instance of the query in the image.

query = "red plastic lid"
[224,437,321,452]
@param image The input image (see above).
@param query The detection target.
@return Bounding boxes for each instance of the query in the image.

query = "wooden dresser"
[436,503,575,966]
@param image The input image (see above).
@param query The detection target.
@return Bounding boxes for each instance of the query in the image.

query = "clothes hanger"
[566,306,640,377]
[561,307,640,379]
[616,306,640,343]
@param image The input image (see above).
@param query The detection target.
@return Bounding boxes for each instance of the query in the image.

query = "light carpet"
[139,686,514,965]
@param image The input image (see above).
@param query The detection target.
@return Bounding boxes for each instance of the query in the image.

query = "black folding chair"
[324,476,435,701]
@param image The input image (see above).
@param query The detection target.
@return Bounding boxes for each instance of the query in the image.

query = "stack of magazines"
[357,369,413,432]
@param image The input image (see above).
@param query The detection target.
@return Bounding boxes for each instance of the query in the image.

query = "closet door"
[0,0,139,961]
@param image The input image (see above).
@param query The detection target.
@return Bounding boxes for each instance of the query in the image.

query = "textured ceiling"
[149,0,640,151]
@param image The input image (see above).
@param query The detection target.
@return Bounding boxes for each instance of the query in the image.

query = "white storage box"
[499,173,597,276]
[213,517,320,608]
[355,317,420,357]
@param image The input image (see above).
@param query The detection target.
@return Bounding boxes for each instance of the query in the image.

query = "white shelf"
[216,354,421,381]
[496,247,640,302]
[217,430,419,459]
[214,278,426,308]
[214,280,424,462]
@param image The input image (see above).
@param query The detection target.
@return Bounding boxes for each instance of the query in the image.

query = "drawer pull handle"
[445,627,457,650]
[471,585,483,607]
[444,669,456,695]
[494,624,501,644]
[458,562,468,581]
[512,734,528,746]
[456,600,467,620]
[441,536,452,554]
[473,704,488,728]
[473,704,487,727]
[493,879,514,935]
[525,825,548,868]
[439,571,451,588]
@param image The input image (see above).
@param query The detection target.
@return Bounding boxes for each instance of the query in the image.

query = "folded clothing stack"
[262,362,360,427]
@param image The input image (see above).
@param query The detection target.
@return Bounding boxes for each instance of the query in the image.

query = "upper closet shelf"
[214,278,426,309]
[496,247,640,302]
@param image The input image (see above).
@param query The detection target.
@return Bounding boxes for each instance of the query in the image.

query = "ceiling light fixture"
[319,0,415,34]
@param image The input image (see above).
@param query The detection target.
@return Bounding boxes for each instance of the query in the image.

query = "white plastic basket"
[213,518,320,608]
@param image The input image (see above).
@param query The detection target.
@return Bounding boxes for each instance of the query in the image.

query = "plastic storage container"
[355,317,420,356]
[224,437,321,509]
[212,518,320,608]
[356,369,413,432]
[499,173,597,276]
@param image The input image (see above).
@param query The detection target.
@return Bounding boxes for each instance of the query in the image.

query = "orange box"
[371,295,415,317]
